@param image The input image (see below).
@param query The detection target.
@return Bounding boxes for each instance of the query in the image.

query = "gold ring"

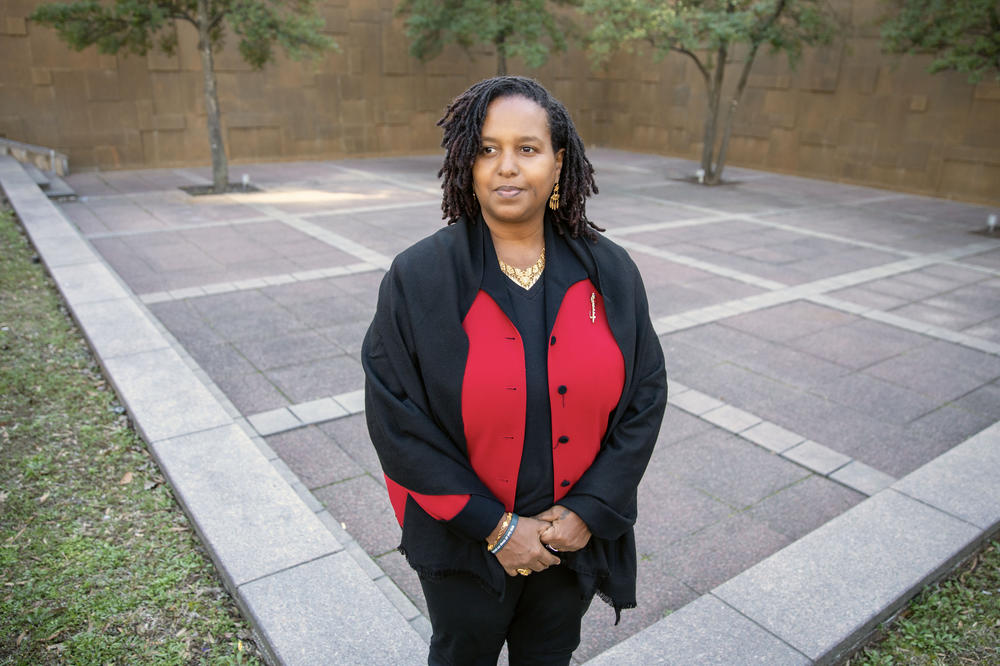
[516,568,531,576]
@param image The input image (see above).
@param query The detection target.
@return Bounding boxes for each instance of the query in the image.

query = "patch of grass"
[848,539,1000,665]
[0,204,264,664]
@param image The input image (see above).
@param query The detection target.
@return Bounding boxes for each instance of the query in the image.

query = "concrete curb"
[1,156,426,665]
[585,423,1000,664]
[4,155,997,664]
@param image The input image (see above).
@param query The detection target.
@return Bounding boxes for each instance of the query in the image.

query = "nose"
[498,150,518,176]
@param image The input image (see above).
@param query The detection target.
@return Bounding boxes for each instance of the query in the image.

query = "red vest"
[385,278,625,525]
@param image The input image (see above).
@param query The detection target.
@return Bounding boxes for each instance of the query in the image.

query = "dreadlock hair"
[437,76,602,240]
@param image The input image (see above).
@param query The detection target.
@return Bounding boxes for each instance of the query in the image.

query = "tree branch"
[734,43,760,101]
[209,0,248,30]
[754,0,788,42]
[672,46,709,83]
[711,43,726,98]
[161,0,196,25]
[208,5,228,31]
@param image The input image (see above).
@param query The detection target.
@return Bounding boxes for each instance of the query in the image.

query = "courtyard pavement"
[5,149,1000,663]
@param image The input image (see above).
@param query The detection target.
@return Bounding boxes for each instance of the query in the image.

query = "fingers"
[501,550,557,577]
[539,519,566,545]
[513,542,562,571]
[539,522,561,547]
[495,505,590,571]
[521,516,553,533]
[532,507,560,523]
[495,522,561,574]
[521,549,560,574]
[526,536,561,569]
[539,526,567,552]
[538,520,590,553]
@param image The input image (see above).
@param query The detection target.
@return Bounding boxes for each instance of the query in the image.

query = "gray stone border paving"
[942,259,1000,279]
[5,154,999,664]
[84,215,276,239]
[138,262,380,304]
[327,162,441,196]
[607,204,1000,355]
[82,199,440,241]
[635,233,1000,356]
[247,389,366,436]
[1,156,427,665]
[249,203,394,270]
[590,428,1000,664]
[251,375,896,498]
[663,382,896,498]
[618,187,995,261]
[613,235,789,290]
[809,294,1000,355]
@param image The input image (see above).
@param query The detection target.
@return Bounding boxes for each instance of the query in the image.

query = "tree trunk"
[700,43,727,184]
[699,89,717,181]
[713,43,760,185]
[496,33,507,76]
[710,0,788,184]
[196,0,227,193]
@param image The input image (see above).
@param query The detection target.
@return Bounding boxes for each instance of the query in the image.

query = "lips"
[494,186,523,198]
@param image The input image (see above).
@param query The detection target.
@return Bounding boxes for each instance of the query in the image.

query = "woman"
[362,76,667,665]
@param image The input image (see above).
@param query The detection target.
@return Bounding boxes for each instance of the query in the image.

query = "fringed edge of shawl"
[595,589,637,625]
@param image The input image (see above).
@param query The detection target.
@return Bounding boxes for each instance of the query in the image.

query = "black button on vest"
[557,385,567,394]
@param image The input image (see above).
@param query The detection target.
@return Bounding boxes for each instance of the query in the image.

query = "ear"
[554,148,565,182]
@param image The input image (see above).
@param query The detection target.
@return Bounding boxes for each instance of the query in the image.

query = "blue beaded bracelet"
[490,513,519,554]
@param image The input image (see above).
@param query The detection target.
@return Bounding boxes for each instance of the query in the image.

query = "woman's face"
[472,95,564,231]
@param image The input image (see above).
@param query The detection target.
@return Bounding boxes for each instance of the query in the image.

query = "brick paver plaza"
[12,149,1000,662]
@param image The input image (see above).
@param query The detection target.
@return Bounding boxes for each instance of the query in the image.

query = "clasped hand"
[493,505,591,577]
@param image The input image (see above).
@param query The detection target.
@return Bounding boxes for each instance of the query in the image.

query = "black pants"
[420,565,593,666]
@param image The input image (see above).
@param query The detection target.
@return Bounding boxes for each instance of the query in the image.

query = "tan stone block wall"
[1,0,997,206]
[572,32,999,206]
[0,0,498,170]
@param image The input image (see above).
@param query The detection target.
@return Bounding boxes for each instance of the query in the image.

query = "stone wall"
[0,0,499,169]
[1,0,997,205]
[553,0,1000,206]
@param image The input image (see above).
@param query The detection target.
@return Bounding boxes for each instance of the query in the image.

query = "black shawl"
[362,215,667,618]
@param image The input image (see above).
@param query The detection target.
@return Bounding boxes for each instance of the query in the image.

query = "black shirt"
[502,268,555,517]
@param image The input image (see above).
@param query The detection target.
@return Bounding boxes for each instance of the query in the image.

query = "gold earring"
[548,183,560,211]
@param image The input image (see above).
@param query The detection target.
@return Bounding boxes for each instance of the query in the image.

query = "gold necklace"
[498,246,545,290]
